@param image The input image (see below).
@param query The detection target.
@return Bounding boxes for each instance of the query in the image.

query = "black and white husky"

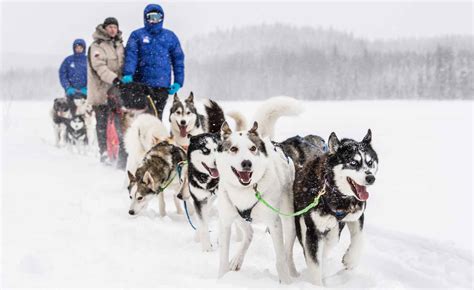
[186,133,221,251]
[169,92,245,149]
[286,130,378,285]
[65,115,88,153]
[215,96,302,283]
[127,142,186,217]
[50,98,72,147]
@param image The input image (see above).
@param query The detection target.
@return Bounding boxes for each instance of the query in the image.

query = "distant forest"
[185,25,473,100]
[1,24,473,101]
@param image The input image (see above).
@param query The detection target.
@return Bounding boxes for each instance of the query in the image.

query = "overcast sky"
[1,0,472,57]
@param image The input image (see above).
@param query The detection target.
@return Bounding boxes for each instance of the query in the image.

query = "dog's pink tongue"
[209,168,219,178]
[179,126,187,138]
[355,183,369,201]
[239,171,251,183]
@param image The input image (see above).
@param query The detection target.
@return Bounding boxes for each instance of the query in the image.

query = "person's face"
[74,45,84,54]
[105,24,118,38]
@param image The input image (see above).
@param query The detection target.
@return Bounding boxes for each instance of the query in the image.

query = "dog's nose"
[180,120,186,125]
[128,210,135,215]
[241,160,252,171]
[365,175,375,185]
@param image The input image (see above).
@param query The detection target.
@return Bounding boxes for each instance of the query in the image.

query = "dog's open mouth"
[347,177,369,201]
[202,162,219,179]
[231,166,253,186]
[177,122,187,138]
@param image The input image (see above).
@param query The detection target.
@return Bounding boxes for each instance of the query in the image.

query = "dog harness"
[236,201,259,222]
[253,183,327,217]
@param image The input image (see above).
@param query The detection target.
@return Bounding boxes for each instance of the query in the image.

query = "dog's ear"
[362,129,372,144]
[221,121,232,139]
[173,94,180,103]
[328,132,340,154]
[186,92,194,103]
[248,121,258,135]
[143,171,155,189]
[152,136,162,145]
[127,171,135,182]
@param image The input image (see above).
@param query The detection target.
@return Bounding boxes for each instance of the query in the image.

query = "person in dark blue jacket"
[122,4,185,119]
[59,39,88,114]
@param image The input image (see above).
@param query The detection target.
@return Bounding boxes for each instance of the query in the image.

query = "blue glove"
[121,75,133,84]
[66,87,76,96]
[168,83,181,95]
[80,87,87,96]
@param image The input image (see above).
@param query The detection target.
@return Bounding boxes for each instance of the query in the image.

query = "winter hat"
[103,17,119,28]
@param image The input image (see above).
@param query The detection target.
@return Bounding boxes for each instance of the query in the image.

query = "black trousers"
[93,104,109,154]
[149,87,169,120]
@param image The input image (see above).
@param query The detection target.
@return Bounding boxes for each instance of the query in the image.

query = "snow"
[1,99,472,288]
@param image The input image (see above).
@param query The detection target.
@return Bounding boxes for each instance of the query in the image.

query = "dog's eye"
[202,148,210,155]
[230,146,238,153]
[137,196,143,201]
[350,161,358,166]
[186,111,191,115]
[367,160,373,166]
[129,195,132,199]
[176,111,181,115]
[249,146,257,152]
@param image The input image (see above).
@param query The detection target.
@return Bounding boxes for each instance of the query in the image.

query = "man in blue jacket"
[122,4,185,119]
[59,39,88,115]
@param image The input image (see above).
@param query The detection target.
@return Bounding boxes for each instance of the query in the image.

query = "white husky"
[124,114,170,176]
[215,96,302,284]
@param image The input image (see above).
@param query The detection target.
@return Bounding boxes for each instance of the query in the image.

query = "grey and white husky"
[285,130,379,285]
[169,92,245,149]
[215,96,302,284]
[127,142,187,217]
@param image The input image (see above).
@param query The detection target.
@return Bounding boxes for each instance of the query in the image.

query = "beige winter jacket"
[87,25,125,105]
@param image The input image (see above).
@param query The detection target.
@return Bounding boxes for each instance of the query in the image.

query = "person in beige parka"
[87,17,125,165]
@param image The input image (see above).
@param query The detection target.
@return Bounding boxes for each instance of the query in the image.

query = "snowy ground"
[1,99,473,288]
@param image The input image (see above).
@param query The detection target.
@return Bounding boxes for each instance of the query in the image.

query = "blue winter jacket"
[123,4,185,88]
[59,39,88,90]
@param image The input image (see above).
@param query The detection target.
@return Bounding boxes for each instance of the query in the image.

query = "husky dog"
[169,93,205,148]
[215,96,302,283]
[186,133,221,251]
[124,114,170,179]
[65,115,88,153]
[127,142,186,217]
[74,99,98,152]
[278,134,327,168]
[286,130,378,285]
[50,98,72,147]
[169,92,245,149]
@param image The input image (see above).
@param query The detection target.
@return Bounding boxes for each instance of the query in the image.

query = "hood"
[92,24,123,42]
[144,4,164,34]
[73,39,86,55]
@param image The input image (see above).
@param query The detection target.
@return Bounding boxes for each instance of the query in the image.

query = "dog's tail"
[253,96,303,139]
[124,114,169,156]
[226,111,247,131]
[204,99,226,134]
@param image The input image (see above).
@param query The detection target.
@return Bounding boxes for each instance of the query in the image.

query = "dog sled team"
[50,3,379,286]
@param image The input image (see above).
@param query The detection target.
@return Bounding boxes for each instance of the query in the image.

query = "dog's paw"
[342,251,360,270]
[229,254,244,271]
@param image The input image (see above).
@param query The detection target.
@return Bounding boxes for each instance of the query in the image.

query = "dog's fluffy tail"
[253,96,303,139]
[124,114,169,157]
[226,111,247,131]
[204,99,226,134]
